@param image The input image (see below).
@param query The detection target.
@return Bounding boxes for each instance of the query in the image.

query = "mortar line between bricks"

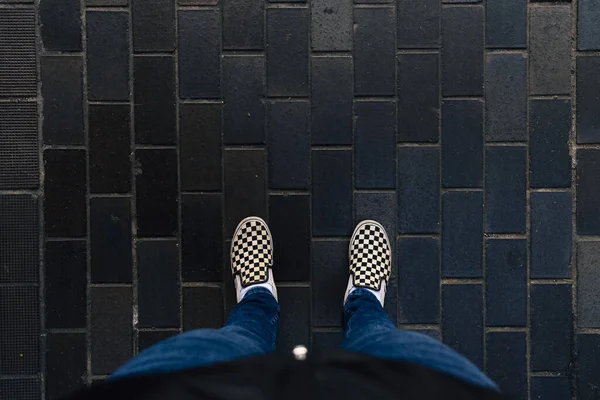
[174,5,219,11]
[481,2,489,372]
[88,283,133,288]
[524,3,532,393]
[396,143,438,148]
[398,324,441,331]
[311,51,352,57]
[276,282,311,288]
[181,282,221,288]
[0,97,38,102]
[268,190,310,195]
[84,7,128,12]
[89,193,131,198]
[354,4,393,9]
[45,237,87,242]
[396,49,439,55]
[134,145,177,150]
[223,145,266,150]
[267,97,309,103]
[136,237,178,242]
[311,145,353,150]
[89,374,110,379]
[441,187,483,193]
[396,233,439,239]
[354,189,397,194]
[530,279,573,284]
[575,144,600,149]
[436,0,442,342]
[307,0,315,346]
[47,328,87,334]
[178,99,222,104]
[0,4,34,9]
[0,375,41,380]
[0,189,39,195]
[440,3,484,9]
[441,95,483,100]
[440,278,483,285]
[220,0,228,330]
[133,52,175,57]
[88,100,129,105]
[485,142,528,147]
[265,3,308,9]
[529,95,571,100]
[222,50,263,56]
[484,233,527,240]
[43,144,86,150]
[485,327,527,333]
[574,236,600,241]
[575,50,600,56]
[529,188,572,193]
[577,328,600,334]
[354,96,395,101]
[0,283,38,287]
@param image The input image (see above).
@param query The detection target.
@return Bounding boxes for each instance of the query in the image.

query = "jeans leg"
[111,287,279,379]
[341,289,498,391]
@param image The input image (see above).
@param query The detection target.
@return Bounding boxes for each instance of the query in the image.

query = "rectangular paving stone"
[485,0,526,49]
[270,195,311,282]
[577,334,600,398]
[530,6,571,95]
[41,56,84,145]
[138,330,178,352]
[0,9,36,97]
[311,56,353,145]
[40,0,81,51]
[278,287,310,351]
[486,332,527,399]
[45,241,86,329]
[531,192,572,278]
[89,104,131,194]
[442,7,484,96]
[442,191,483,278]
[138,240,180,328]
[183,287,223,329]
[267,9,309,96]
[46,332,86,399]
[577,149,600,234]
[485,146,527,233]
[86,11,129,101]
[135,149,178,237]
[223,55,265,145]
[311,0,352,51]
[354,7,395,95]
[312,150,353,236]
[398,53,439,142]
[0,379,40,400]
[531,284,572,371]
[178,10,220,98]
[531,376,572,400]
[355,101,396,189]
[398,238,439,324]
[44,149,87,237]
[485,239,527,326]
[442,100,483,187]
[397,0,439,48]
[312,240,348,327]
[91,287,132,374]
[442,284,483,369]
[398,147,440,233]
[90,197,132,284]
[223,0,263,49]
[182,193,222,282]
[485,53,527,141]
[577,56,600,143]
[578,241,600,327]
[132,0,175,52]
[268,101,310,189]
[134,56,176,144]
[312,331,344,348]
[0,102,38,189]
[579,0,600,50]
[529,100,572,188]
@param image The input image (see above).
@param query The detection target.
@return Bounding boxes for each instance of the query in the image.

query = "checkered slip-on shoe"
[230,216,278,303]
[344,220,392,307]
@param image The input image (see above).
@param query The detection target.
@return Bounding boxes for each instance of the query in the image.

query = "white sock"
[348,282,386,306]
[239,282,275,300]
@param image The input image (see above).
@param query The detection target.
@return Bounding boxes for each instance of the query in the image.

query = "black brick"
[178,10,220,98]
[531,377,571,400]
[278,287,310,351]
[398,147,440,233]
[135,149,178,237]
[578,0,600,50]
[223,55,265,145]
[577,242,600,327]
[44,150,87,237]
[86,11,129,101]
[223,0,264,49]
[41,56,84,145]
[0,102,38,189]
[397,0,439,48]
[576,149,600,234]
[485,146,527,233]
[89,104,131,194]
[576,56,600,143]
[268,101,310,189]
[312,331,344,348]
[442,191,483,278]
[183,287,224,330]
[132,0,175,52]
[485,239,527,326]
[442,100,484,187]
[529,99,572,188]
[40,0,81,51]
[409,329,441,341]
[442,7,484,96]
[46,332,86,399]
[354,7,395,95]
[312,150,352,236]
[90,197,132,284]
[486,332,527,400]
[267,9,309,96]
[355,101,396,189]
[0,10,36,97]
[485,0,526,49]
[311,56,353,145]
[138,330,177,352]
[311,0,352,51]
[312,240,348,327]
[134,56,176,144]
[0,379,40,400]
[577,334,600,399]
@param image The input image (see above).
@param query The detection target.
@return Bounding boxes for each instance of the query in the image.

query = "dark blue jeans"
[112,287,497,391]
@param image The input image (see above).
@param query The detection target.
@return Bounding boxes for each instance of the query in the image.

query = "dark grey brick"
[442,7,484,96]
[408,329,441,341]
[46,332,86,399]
[0,10,36,97]
[398,147,440,233]
[530,6,571,95]
[278,287,311,351]
[531,192,572,279]
[40,0,81,51]
[355,101,396,189]
[485,0,526,49]
[442,191,483,278]
[398,238,439,324]
[223,0,263,49]
[579,0,600,50]
[0,102,38,189]
[41,56,84,145]
[267,101,310,189]
[485,146,527,233]
[485,239,527,326]
[311,0,352,51]
[531,284,572,371]
[577,56,600,143]
[86,11,129,101]
[577,149,600,234]
[577,334,600,399]
[529,100,572,188]
[397,0,439,48]
[178,10,220,98]
[267,9,309,96]
[183,287,223,330]
[311,56,353,145]
[354,7,395,95]
[442,100,484,187]
[442,284,483,369]
[223,55,265,145]
[577,242,600,327]
[531,376,572,400]
[132,0,175,52]
[398,53,440,142]
[312,331,344,348]
[485,53,527,141]
[312,240,348,327]
[312,150,353,236]
[0,379,40,400]
[138,330,178,352]
[486,332,527,400]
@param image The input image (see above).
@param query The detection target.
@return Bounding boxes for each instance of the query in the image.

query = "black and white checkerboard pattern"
[349,223,392,291]
[231,219,273,287]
